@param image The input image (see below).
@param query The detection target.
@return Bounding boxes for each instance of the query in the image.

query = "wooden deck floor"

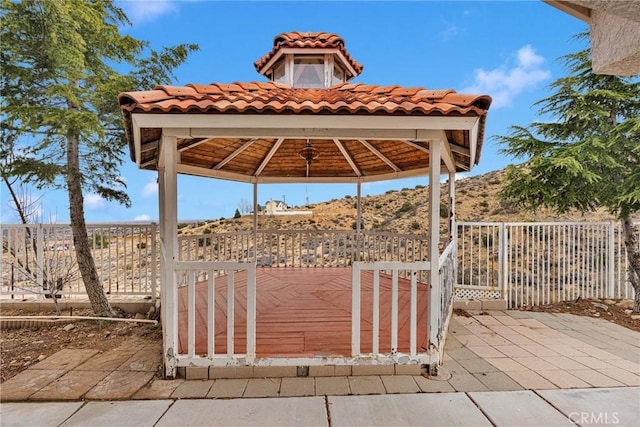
[177,267,429,358]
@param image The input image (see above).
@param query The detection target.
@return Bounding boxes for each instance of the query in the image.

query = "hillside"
[179,168,621,236]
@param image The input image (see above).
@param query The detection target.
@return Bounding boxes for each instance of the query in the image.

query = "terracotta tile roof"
[254,31,364,76]
[119,81,491,117]
[119,80,491,179]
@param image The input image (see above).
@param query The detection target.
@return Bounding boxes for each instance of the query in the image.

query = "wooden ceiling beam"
[254,138,285,176]
[212,138,257,170]
[357,139,401,172]
[178,137,212,152]
[333,139,361,176]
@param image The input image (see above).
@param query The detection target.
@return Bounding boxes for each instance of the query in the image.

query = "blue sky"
[1,0,588,224]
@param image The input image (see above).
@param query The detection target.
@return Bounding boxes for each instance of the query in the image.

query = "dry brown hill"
[179,168,620,236]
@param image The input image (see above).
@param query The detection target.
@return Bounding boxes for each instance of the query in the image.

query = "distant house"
[265,199,289,215]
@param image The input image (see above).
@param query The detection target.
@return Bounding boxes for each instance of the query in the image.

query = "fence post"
[500,223,509,302]
[36,224,44,297]
[151,222,157,302]
[608,221,615,298]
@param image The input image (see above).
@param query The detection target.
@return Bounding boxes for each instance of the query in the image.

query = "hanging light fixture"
[299,139,320,177]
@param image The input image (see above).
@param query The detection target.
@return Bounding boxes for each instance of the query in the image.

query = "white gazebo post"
[428,139,441,361]
[253,182,258,262]
[448,170,456,242]
[160,131,179,377]
[356,181,362,257]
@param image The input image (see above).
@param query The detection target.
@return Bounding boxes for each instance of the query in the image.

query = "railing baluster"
[372,268,380,355]
[188,271,196,358]
[227,270,234,358]
[208,272,215,357]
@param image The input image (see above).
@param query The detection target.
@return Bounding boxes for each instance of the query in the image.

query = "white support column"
[428,140,442,354]
[161,132,179,377]
[356,182,362,258]
[253,182,258,262]
[448,170,455,242]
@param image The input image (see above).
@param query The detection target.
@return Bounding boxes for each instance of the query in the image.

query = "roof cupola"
[254,32,363,88]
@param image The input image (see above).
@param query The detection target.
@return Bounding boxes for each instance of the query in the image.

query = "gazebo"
[119,32,491,378]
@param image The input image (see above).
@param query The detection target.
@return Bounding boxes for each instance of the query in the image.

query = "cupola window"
[255,32,363,89]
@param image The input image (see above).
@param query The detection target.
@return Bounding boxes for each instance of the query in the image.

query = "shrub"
[90,233,109,248]
[411,221,420,230]
[398,202,413,213]
[440,204,449,218]
[136,242,147,249]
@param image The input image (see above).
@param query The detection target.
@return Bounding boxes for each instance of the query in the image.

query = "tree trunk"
[66,133,115,317]
[621,217,640,313]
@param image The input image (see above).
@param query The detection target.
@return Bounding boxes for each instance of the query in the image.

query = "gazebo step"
[177,363,425,380]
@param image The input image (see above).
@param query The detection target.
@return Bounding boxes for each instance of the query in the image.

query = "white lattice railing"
[456,221,638,307]
[1,223,158,300]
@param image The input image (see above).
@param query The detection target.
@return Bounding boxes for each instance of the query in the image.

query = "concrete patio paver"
[448,373,490,392]
[30,349,99,373]
[155,397,328,427]
[348,375,386,395]
[0,369,65,401]
[83,371,156,400]
[131,379,184,399]
[242,378,281,398]
[328,393,491,427]
[538,387,640,427]
[206,379,248,398]
[473,371,524,391]
[0,402,84,427]
[379,375,420,394]
[279,377,315,397]
[315,376,350,396]
[61,400,173,427]
[469,390,574,427]
[30,370,110,401]
[505,370,558,390]
[413,375,456,393]
[537,370,591,389]
[170,379,214,399]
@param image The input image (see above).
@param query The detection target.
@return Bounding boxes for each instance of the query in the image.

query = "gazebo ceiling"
[118,32,492,184]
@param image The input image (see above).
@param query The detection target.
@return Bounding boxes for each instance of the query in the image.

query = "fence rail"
[456,221,638,308]
[1,223,158,300]
[178,229,429,272]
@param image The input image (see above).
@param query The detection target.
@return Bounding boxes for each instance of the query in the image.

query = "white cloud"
[120,0,178,24]
[463,45,551,108]
[142,181,158,198]
[85,194,106,210]
[135,214,151,221]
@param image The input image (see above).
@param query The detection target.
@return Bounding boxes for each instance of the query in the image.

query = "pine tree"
[496,33,640,312]
[1,0,198,316]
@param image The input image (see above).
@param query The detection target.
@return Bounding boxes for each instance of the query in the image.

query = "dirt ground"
[1,298,638,383]
[0,308,162,383]
[532,297,640,333]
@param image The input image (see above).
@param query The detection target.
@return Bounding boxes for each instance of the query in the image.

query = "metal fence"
[456,221,638,308]
[1,223,158,300]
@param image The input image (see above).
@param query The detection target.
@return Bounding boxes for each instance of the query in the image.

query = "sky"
[0,0,589,224]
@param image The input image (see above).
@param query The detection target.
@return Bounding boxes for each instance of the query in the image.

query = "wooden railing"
[177,229,430,268]
[351,261,431,361]
[173,261,256,366]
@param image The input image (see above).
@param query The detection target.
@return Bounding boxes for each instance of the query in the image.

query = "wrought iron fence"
[1,223,158,300]
[456,221,638,308]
